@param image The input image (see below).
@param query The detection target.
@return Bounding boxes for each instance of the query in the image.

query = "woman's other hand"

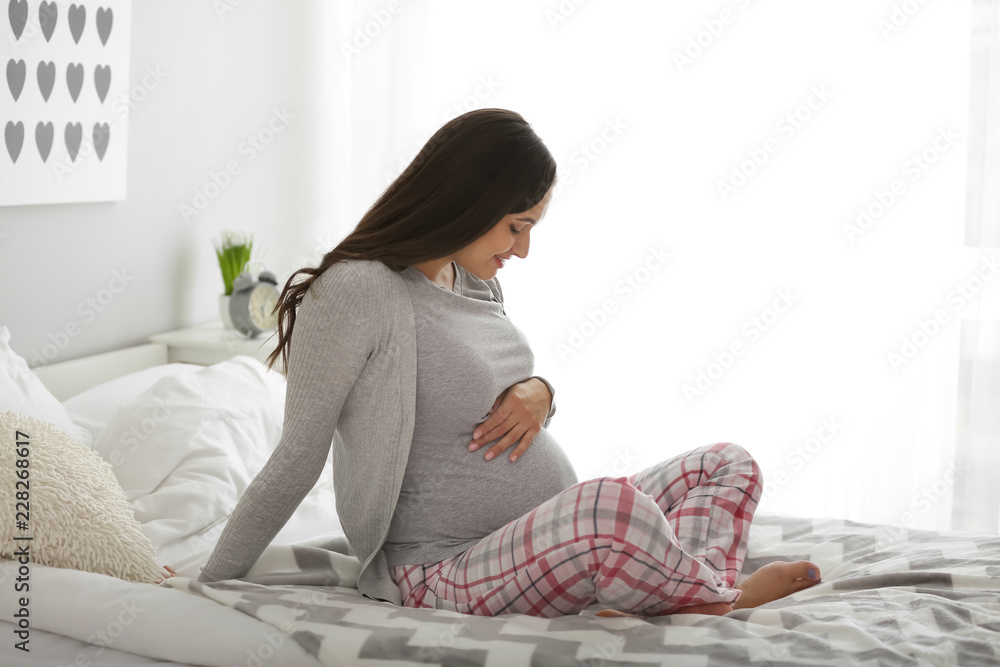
[467,378,552,462]
[154,565,178,585]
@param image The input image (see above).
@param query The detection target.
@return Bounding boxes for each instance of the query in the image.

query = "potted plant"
[213,229,254,329]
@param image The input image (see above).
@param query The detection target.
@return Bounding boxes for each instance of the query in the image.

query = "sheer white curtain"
[955,0,1000,533]
[313,0,989,531]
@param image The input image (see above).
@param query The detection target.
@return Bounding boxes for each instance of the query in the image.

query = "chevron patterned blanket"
[162,514,1000,666]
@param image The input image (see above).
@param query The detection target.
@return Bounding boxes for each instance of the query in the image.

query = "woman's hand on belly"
[467,378,553,463]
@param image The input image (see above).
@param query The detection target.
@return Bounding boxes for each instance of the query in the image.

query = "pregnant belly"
[391,430,579,546]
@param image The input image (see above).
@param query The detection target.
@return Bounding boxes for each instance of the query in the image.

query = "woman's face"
[455,185,553,281]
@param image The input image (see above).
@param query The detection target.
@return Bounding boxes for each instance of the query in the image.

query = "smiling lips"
[495,256,506,268]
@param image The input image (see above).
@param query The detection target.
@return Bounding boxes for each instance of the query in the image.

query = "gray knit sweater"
[197,258,558,605]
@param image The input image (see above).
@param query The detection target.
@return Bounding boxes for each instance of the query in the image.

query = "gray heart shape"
[93,122,109,161]
[35,121,53,162]
[96,6,112,46]
[68,3,85,44]
[5,121,24,163]
[37,61,54,101]
[65,122,81,161]
[8,0,27,40]
[39,1,57,42]
[66,62,83,102]
[94,64,110,102]
[6,59,24,101]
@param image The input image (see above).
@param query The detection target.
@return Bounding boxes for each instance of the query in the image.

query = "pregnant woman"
[198,108,821,618]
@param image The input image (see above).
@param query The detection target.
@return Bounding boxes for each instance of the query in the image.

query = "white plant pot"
[219,294,235,330]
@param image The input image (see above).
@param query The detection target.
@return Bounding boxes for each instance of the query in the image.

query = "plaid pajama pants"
[390,441,762,618]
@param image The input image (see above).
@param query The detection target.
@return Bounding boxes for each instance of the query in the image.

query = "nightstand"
[149,320,282,370]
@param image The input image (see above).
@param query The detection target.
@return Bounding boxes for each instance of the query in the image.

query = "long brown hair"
[263,108,557,373]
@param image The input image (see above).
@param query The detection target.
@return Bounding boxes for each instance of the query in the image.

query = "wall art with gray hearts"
[2,0,130,206]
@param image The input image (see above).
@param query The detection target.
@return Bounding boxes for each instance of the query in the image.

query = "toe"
[788,560,821,582]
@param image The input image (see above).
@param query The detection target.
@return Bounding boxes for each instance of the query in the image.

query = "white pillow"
[0,326,93,447]
[0,409,166,583]
[92,356,287,551]
[63,363,201,444]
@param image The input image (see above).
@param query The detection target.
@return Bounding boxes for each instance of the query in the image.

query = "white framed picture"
[2,0,131,206]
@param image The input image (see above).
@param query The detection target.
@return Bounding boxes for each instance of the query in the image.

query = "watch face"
[248,285,280,330]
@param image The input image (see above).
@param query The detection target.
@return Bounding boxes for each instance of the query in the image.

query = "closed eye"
[510,225,521,235]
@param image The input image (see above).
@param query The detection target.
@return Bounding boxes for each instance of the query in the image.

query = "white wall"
[0,1,339,368]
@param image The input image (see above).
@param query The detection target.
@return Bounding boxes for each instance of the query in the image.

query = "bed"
[2,326,999,666]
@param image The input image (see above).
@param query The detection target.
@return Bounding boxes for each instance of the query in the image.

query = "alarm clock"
[229,270,280,338]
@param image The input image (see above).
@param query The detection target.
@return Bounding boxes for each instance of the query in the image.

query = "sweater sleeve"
[198,264,375,582]
[529,375,557,429]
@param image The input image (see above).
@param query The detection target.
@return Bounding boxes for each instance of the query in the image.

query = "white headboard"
[31,342,170,402]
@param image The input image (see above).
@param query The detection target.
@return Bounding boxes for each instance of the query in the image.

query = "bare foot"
[731,560,821,610]
[593,560,820,619]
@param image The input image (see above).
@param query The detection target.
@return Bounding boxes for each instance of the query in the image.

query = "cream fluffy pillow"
[0,409,166,583]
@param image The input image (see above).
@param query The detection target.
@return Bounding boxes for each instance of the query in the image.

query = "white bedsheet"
[0,627,201,667]
[0,559,321,667]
